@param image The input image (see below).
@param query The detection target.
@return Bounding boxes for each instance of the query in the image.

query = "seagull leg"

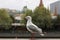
[15,33,18,40]
[30,33,35,40]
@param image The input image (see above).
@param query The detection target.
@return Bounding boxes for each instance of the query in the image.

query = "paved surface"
[0,39,60,40]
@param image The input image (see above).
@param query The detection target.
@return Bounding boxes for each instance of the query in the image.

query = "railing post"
[16,34,18,40]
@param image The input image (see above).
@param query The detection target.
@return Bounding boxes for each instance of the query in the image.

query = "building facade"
[50,1,60,14]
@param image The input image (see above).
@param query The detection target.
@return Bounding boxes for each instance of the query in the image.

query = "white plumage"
[25,16,44,36]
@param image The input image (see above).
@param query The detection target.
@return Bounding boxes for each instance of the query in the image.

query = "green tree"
[54,15,60,26]
[10,15,15,23]
[32,6,52,28]
[57,15,60,24]
[0,9,13,29]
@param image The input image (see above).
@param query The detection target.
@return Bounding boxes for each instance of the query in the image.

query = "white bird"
[25,16,44,36]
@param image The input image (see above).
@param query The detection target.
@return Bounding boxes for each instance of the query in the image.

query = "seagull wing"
[27,24,43,34]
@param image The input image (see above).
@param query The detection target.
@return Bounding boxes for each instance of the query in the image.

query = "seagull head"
[25,16,32,20]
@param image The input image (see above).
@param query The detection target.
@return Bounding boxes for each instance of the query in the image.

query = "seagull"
[25,16,44,36]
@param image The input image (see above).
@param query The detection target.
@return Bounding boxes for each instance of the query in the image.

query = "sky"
[0,0,59,10]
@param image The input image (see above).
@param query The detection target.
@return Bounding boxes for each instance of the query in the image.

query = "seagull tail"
[40,34,44,36]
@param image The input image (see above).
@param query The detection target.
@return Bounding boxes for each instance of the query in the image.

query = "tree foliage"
[54,15,60,26]
[57,15,60,24]
[0,9,13,29]
[32,6,52,28]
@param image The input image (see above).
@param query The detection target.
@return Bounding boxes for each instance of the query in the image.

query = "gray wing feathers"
[37,28,43,34]
[27,25,43,34]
